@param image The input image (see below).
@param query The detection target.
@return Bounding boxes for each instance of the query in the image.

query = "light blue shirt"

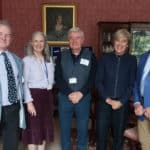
[140,54,150,96]
[0,51,19,106]
[23,55,54,102]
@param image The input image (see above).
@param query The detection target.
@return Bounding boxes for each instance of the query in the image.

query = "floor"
[0,117,95,150]
[0,117,61,150]
[0,118,141,150]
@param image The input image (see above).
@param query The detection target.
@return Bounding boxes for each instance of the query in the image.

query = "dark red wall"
[2,0,150,57]
[0,0,2,19]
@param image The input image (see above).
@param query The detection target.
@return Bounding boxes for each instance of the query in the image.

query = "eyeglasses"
[0,32,12,39]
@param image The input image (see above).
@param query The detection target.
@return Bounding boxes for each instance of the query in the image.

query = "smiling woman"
[113,29,131,56]
[22,31,55,150]
[95,29,137,150]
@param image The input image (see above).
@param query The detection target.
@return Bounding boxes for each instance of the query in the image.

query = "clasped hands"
[106,97,122,110]
[68,91,83,104]
[134,103,150,120]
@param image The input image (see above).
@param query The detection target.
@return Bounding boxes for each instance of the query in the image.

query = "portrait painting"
[42,4,76,45]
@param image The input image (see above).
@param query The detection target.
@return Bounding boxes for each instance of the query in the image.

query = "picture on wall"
[42,4,76,45]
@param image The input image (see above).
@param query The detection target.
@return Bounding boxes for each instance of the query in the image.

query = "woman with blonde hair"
[22,31,54,150]
[96,29,137,150]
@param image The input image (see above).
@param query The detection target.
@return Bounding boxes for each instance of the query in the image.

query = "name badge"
[80,58,89,66]
[69,77,77,84]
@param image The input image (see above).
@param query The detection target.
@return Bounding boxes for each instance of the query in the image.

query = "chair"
[123,100,141,150]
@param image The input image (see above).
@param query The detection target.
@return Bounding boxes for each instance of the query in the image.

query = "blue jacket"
[0,52,26,129]
[134,50,150,107]
[96,52,137,105]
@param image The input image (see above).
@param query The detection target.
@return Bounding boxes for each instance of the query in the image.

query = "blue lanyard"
[44,58,48,80]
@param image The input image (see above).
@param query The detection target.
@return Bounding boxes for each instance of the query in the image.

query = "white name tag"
[69,77,77,84]
[80,58,89,66]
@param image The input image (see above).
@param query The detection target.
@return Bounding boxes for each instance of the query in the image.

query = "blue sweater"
[95,52,137,104]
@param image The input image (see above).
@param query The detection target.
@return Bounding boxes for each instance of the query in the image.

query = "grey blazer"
[0,52,26,129]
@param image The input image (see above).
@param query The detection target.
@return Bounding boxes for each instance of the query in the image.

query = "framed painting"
[42,4,76,45]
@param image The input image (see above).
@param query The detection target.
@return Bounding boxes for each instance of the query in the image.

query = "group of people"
[0,19,150,150]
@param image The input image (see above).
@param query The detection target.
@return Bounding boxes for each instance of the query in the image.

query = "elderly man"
[0,20,26,150]
[55,27,96,150]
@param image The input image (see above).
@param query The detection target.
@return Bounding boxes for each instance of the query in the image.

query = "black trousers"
[96,100,128,150]
[0,103,20,150]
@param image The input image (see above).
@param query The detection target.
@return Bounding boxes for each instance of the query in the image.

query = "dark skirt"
[22,89,54,144]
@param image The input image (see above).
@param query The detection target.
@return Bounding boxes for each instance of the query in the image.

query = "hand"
[144,107,150,120]
[106,97,113,105]
[134,103,145,116]
[111,101,122,110]
[68,91,83,104]
[27,102,37,116]
[106,98,122,110]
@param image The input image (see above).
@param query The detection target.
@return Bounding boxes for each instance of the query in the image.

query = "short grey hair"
[26,31,50,62]
[0,20,12,33]
[68,27,84,39]
[113,29,131,43]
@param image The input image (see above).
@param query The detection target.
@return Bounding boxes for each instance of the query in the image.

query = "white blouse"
[23,55,54,102]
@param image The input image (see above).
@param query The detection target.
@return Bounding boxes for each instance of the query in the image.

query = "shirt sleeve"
[134,54,144,104]
[23,57,33,103]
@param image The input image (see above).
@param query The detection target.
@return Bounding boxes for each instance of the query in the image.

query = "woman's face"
[31,34,45,54]
[114,37,128,56]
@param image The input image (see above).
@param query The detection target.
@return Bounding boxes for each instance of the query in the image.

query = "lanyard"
[44,58,48,80]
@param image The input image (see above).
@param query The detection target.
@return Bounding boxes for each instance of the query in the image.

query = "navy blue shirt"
[95,52,137,104]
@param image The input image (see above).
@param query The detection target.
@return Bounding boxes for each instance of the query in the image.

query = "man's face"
[0,25,12,50]
[69,32,84,51]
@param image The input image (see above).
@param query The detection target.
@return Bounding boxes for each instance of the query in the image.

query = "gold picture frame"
[42,4,76,45]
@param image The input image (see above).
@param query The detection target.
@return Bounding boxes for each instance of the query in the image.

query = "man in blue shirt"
[134,50,150,150]
[0,20,25,150]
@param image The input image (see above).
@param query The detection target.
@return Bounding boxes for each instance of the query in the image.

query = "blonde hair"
[113,29,131,43]
[68,27,84,39]
[26,31,50,62]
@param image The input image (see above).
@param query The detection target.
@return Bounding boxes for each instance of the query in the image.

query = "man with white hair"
[0,20,25,150]
[55,27,96,150]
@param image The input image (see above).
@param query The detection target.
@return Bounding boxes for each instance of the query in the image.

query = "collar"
[0,50,8,55]
[70,48,83,57]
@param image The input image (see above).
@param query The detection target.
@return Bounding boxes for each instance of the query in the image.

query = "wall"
[2,0,150,57]
[0,0,2,19]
